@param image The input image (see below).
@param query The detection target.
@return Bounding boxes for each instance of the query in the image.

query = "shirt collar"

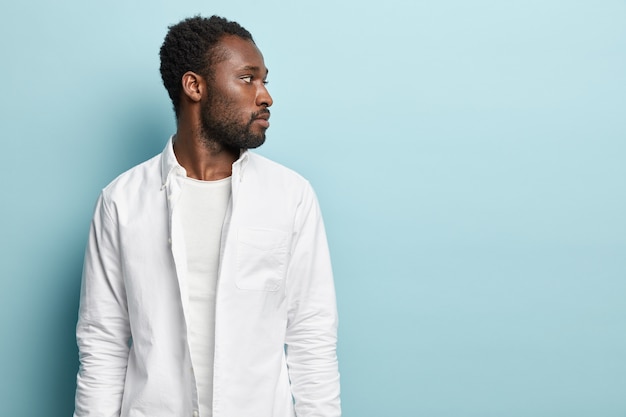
[160,136,250,188]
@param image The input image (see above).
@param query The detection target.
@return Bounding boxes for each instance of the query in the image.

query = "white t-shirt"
[179,176,231,417]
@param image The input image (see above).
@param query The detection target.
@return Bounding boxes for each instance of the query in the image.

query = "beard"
[199,89,268,151]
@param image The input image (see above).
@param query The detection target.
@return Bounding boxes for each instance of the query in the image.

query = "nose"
[256,83,273,108]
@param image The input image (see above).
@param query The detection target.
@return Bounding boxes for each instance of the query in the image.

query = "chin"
[241,131,266,149]
[245,138,266,149]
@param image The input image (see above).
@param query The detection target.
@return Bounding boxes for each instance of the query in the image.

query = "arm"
[74,194,131,417]
[285,184,341,417]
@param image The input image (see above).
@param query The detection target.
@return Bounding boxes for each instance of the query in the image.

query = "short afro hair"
[159,15,254,117]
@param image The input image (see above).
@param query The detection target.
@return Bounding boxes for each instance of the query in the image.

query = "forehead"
[212,35,267,73]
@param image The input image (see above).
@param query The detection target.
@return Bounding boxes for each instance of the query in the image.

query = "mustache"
[251,109,271,120]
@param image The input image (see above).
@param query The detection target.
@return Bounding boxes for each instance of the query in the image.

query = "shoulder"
[245,152,312,191]
[100,153,162,203]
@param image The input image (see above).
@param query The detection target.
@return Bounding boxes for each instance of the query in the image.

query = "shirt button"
[192,411,199,417]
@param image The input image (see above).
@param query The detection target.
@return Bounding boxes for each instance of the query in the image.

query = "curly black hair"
[159,15,254,118]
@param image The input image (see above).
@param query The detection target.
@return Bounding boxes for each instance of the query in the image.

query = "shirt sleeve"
[74,193,131,417]
[285,183,341,417]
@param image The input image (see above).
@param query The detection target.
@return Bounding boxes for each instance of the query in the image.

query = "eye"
[262,80,269,85]
[241,75,252,84]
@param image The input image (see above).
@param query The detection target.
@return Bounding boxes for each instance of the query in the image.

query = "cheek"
[222,83,253,108]
[208,84,251,121]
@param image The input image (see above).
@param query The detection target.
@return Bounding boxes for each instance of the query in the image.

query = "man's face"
[200,35,273,150]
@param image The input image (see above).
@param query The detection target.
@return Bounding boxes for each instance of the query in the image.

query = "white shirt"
[74,138,340,417]
[180,176,231,416]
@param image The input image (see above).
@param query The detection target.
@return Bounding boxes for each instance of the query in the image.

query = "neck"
[173,123,239,181]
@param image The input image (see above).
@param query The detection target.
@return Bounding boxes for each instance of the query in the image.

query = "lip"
[254,112,270,128]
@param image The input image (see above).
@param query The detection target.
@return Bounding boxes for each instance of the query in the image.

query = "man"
[74,15,340,417]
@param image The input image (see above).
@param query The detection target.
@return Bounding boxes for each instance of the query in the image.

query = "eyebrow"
[241,65,269,76]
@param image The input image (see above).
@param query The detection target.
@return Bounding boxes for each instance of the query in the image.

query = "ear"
[181,71,203,103]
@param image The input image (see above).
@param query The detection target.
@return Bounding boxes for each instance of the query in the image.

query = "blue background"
[1,1,625,416]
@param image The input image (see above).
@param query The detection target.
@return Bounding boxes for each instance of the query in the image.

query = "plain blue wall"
[1,1,625,416]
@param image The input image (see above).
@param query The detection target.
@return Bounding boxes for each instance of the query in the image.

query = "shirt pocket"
[236,227,289,291]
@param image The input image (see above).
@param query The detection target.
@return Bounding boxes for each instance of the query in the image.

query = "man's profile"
[73,15,340,417]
